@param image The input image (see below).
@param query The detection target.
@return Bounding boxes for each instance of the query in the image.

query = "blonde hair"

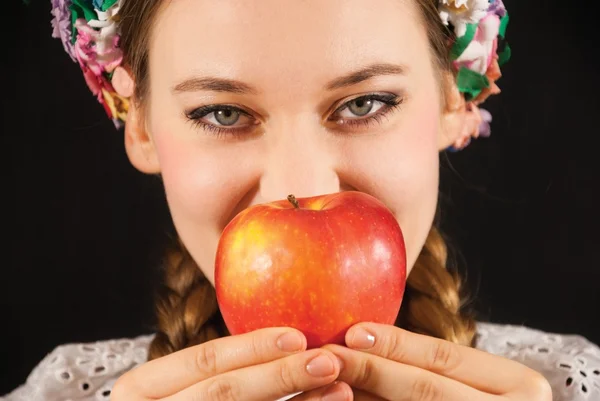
[148,237,228,359]
[396,227,476,346]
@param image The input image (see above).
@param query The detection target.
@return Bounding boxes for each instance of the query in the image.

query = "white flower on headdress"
[85,3,122,69]
[439,0,490,37]
[73,2,123,76]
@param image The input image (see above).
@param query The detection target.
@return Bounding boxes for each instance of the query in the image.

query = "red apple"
[215,191,406,348]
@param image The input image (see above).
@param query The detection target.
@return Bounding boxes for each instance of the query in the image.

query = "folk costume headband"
[50,0,510,151]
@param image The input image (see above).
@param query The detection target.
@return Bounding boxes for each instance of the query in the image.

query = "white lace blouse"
[2,322,599,401]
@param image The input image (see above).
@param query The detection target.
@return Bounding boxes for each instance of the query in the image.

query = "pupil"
[215,109,239,126]
[350,99,373,116]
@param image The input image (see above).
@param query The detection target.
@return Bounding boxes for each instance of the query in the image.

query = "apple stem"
[287,194,300,209]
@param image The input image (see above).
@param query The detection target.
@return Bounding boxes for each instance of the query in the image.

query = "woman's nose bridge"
[259,127,339,201]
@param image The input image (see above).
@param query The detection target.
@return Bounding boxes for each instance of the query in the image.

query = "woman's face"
[143,0,443,284]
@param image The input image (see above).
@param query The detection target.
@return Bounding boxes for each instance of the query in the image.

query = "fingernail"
[306,354,335,377]
[322,382,347,401]
[348,327,375,349]
[336,356,344,372]
[276,332,304,352]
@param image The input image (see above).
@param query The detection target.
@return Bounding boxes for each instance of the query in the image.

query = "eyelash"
[185,93,404,138]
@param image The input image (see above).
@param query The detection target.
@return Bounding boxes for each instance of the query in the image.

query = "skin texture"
[110,1,554,400]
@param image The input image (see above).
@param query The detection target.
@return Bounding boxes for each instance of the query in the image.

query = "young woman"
[4,0,599,400]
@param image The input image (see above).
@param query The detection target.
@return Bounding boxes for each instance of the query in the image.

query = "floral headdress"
[50,0,510,151]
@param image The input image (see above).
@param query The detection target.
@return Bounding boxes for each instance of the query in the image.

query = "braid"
[396,226,476,346]
[148,238,228,360]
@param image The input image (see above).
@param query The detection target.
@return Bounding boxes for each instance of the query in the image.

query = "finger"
[291,381,354,401]
[351,388,386,401]
[344,322,532,394]
[168,349,342,401]
[327,345,497,401]
[122,327,306,398]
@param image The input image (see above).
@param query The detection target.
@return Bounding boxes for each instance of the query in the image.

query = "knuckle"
[353,357,377,389]
[206,378,241,401]
[411,374,444,401]
[427,340,461,373]
[250,330,267,358]
[380,330,405,360]
[275,359,301,393]
[195,341,219,377]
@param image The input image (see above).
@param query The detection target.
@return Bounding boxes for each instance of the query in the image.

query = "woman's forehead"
[149,0,429,90]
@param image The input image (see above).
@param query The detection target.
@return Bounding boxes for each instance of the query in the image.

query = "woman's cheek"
[151,131,224,222]
[379,93,441,272]
[152,130,262,229]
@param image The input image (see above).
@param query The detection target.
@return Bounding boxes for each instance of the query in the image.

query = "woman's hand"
[323,322,553,401]
[111,327,346,401]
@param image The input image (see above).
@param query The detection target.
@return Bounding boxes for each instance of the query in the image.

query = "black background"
[3,0,599,394]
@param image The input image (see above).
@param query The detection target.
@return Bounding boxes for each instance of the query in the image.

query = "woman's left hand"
[322,322,553,401]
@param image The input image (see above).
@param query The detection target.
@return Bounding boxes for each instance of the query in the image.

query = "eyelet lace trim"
[476,322,600,400]
[1,335,152,401]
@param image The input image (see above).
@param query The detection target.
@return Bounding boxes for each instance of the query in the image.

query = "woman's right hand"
[111,327,351,401]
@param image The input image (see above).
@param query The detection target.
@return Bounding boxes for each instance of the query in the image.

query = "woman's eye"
[210,109,242,126]
[185,105,256,136]
[331,93,403,123]
[344,98,380,117]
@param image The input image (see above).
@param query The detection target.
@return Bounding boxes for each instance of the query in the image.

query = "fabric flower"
[453,12,501,75]
[69,1,126,128]
[81,63,113,111]
[487,0,507,17]
[50,0,76,60]
[478,108,492,137]
[472,57,502,105]
[102,89,129,127]
[73,12,122,76]
[439,0,490,37]
[447,103,489,152]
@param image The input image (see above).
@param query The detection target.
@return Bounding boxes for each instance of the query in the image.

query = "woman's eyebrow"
[171,63,407,95]
[172,77,258,95]
[325,63,408,90]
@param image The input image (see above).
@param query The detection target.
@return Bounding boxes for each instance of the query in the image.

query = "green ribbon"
[71,0,97,21]
[101,0,119,11]
[499,13,509,39]
[450,23,478,60]
[498,43,511,66]
[69,0,97,44]
[456,67,489,99]
[498,13,511,66]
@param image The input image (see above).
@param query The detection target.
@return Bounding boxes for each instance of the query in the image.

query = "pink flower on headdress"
[74,18,123,76]
[81,63,128,128]
[72,2,127,128]
[81,63,114,115]
[51,0,76,61]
